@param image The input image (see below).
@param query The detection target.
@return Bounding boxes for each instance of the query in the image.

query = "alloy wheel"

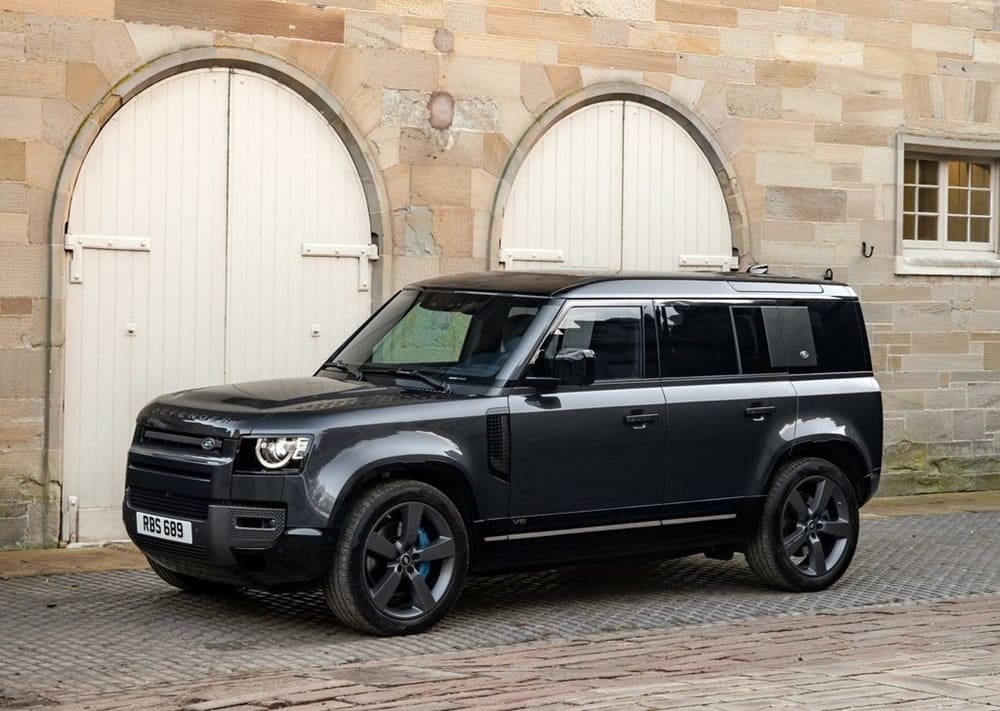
[780,475,853,577]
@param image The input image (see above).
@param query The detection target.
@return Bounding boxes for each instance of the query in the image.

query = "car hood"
[138,376,445,438]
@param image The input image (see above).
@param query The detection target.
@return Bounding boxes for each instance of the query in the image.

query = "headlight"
[253,436,312,470]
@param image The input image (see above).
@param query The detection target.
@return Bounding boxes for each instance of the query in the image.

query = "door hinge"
[301,242,379,291]
[64,234,151,283]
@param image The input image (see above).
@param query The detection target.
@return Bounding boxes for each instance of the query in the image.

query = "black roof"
[410,271,847,298]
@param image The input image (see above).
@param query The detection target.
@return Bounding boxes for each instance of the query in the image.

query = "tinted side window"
[659,303,738,377]
[798,301,870,373]
[549,306,644,381]
[733,306,783,374]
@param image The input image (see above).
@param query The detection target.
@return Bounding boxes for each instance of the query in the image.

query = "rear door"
[660,301,797,509]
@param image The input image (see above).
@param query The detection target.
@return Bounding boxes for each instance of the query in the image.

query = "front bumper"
[124,489,333,588]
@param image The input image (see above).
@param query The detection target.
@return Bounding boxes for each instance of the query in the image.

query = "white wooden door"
[226,70,373,382]
[63,69,372,542]
[499,100,733,273]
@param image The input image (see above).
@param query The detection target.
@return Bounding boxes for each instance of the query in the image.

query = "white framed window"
[896,136,1000,276]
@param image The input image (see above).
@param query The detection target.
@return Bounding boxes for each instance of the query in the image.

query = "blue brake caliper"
[416,527,431,577]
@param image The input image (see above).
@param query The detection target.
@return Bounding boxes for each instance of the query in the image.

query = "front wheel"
[324,479,469,635]
[746,457,859,592]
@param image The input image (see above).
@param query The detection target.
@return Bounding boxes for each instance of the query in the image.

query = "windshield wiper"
[359,366,451,394]
[319,359,363,380]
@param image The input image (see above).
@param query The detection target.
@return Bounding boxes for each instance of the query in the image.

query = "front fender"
[305,430,481,528]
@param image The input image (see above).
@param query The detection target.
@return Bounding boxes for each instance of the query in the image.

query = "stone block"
[446,57,520,98]
[719,28,774,60]
[863,45,937,75]
[780,88,842,123]
[486,7,591,44]
[450,32,541,64]
[726,86,780,119]
[743,119,814,151]
[764,187,846,221]
[520,63,555,113]
[0,60,64,99]
[628,27,719,54]
[775,35,863,67]
[411,165,471,206]
[0,140,24,182]
[755,154,831,189]
[452,97,500,132]
[955,410,987,441]
[115,0,346,43]
[949,3,993,31]
[0,182,27,214]
[925,387,967,410]
[444,3,486,33]
[844,17,911,47]
[844,96,903,127]
[985,343,1000,371]
[0,0,113,17]
[24,15,92,63]
[0,348,45,399]
[432,207,475,257]
[345,10,401,48]
[816,0,891,17]
[883,389,924,411]
[755,60,816,89]
[969,382,1000,410]
[656,1,737,26]
[0,212,27,243]
[383,163,410,211]
[469,168,495,212]
[912,22,974,56]
[883,440,926,472]
[679,54,754,84]
[545,64,582,98]
[399,128,483,167]
[125,22,213,63]
[814,123,893,147]
[905,410,954,443]
[361,48,439,91]
[814,65,902,99]
[66,62,110,113]
[397,205,440,256]
[592,18,628,47]
[345,85,383,135]
[562,0,655,22]
[892,302,954,333]
[895,0,949,24]
[974,39,1000,63]
[390,255,440,292]
[558,44,677,73]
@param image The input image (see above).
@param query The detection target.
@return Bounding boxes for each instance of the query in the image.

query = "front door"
[508,302,665,534]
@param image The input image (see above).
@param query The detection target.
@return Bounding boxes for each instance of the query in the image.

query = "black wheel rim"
[363,501,456,620]
[780,475,852,578]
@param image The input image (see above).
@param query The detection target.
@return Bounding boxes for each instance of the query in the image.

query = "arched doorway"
[499,99,735,272]
[63,68,376,541]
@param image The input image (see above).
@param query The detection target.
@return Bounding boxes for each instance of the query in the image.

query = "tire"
[324,479,469,636]
[147,558,240,594]
[746,457,859,592]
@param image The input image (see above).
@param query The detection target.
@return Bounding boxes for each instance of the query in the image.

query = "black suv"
[124,272,882,635]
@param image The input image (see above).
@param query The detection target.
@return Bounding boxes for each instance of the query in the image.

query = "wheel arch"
[327,457,479,533]
[769,437,873,505]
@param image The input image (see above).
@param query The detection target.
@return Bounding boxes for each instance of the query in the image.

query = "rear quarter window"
[797,300,870,374]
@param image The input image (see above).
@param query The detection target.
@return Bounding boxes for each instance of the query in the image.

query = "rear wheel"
[324,479,468,635]
[746,457,859,592]
[147,558,240,594]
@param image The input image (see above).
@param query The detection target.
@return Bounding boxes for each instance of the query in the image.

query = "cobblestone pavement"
[32,594,1000,710]
[2,512,1000,706]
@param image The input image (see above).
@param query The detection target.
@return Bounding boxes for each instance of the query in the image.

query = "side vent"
[486,413,510,481]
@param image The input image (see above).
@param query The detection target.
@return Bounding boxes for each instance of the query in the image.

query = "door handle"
[624,412,660,430]
[744,405,776,422]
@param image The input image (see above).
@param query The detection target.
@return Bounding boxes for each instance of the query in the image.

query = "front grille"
[136,536,211,561]
[487,413,510,480]
[142,427,227,453]
[129,489,210,520]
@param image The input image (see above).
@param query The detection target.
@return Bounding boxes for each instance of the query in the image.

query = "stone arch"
[489,81,748,271]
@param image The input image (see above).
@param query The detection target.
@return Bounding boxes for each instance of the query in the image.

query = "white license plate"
[135,511,193,544]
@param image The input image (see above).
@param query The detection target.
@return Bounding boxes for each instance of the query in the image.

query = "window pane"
[918,187,938,211]
[948,188,968,215]
[904,158,916,184]
[949,160,969,187]
[553,306,642,381]
[917,215,938,240]
[903,186,915,212]
[733,307,782,374]
[373,303,473,364]
[970,217,990,243]
[659,304,737,377]
[971,190,991,216]
[947,216,968,242]
[971,163,991,189]
[797,301,869,374]
[918,160,938,184]
[903,214,915,239]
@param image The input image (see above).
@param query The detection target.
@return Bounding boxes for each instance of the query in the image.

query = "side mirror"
[552,348,595,387]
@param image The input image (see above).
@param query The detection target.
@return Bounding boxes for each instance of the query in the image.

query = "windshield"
[328,289,545,385]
